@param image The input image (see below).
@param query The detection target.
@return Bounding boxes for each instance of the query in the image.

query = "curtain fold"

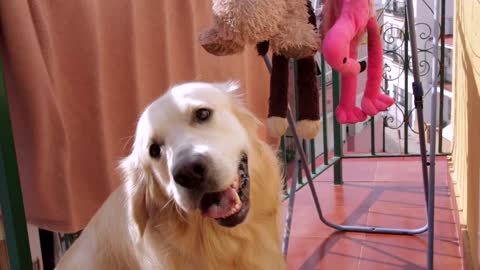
[0,0,276,233]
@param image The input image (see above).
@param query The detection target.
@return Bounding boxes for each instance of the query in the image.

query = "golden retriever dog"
[55,81,287,269]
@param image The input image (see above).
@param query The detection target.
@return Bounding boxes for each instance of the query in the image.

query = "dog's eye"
[149,143,161,158]
[194,108,212,123]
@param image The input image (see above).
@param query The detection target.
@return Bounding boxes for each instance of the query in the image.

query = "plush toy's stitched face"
[132,82,252,227]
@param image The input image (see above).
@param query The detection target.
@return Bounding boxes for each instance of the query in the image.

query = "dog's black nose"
[172,153,209,190]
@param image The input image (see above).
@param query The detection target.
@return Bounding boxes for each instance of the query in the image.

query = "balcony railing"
[385,0,407,17]
[277,0,449,194]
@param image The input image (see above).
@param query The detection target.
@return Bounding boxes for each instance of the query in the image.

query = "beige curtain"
[0,0,277,233]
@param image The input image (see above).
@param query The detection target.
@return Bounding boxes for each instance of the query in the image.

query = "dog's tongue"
[203,188,241,219]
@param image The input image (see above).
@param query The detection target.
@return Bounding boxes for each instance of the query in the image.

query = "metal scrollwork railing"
[378,0,447,154]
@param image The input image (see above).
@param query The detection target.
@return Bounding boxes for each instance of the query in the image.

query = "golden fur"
[55,82,286,270]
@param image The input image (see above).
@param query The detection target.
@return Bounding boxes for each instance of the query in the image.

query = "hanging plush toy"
[256,0,320,139]
[320,0,394,124]
[200,0,317,60]
[200,0,321,139]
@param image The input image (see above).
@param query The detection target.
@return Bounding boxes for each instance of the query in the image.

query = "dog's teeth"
[233,191,241,205]
[221,199,242,218]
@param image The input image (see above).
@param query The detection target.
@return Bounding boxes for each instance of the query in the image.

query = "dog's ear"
[120,155,149,237]
[213,80,241,94]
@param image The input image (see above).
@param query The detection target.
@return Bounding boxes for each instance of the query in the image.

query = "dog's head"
[121,81,260,235]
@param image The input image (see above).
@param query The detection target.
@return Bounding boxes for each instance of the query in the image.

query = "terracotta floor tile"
[283,182,372,238]
[373,161,423,181]
[287,235,363,270]
[284,159,464,270]
[366,209,426,229]
[372,160,448,183]
[289,182,374,209]
[341,161,378,182]
[359,235,426,270]
[358,234,462,270]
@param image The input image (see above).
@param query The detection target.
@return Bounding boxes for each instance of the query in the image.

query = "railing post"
[438,0,446,153]
[382,117,387,152]
[382,75,388,153]
[371,117,376,155]
[320,56,329,165]
[292,59,305,185]
[279,136,289,196]
[403,14,410,155]
[0,61,33,269]
[332,71,343,185]
[309,139,316,173]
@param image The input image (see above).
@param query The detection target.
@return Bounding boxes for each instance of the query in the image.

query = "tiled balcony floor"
[283,157,464,270]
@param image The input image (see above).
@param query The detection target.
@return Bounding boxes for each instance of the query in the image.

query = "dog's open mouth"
[199,154,249,227]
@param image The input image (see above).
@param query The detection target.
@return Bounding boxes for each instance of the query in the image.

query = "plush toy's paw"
[267,116,289,137]
[361,94,395,116]
[199,29,244,56]
[335,106,367,124]
[296,119,320,139]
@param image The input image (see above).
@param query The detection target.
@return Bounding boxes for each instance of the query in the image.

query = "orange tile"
[284,183,371,238]
[283,159,464,270]
[341,161,379,182]
[358,234,462,270]
[287,235,363,270]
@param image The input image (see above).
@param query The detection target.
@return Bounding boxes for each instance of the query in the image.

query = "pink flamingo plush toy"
[320,0,394,124]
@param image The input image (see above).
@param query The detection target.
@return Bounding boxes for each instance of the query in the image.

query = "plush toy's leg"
[200,27,245,56]
[322,16,367,75]
[267,53,289,137]
[296,56,321,139]
[361,17,395,115]
[335,46,368,124]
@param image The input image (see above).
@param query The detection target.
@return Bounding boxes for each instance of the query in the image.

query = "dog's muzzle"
[199,153,250,227]
[172,150,250,227]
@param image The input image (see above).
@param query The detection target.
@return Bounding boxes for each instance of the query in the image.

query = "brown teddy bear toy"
[200,0,320,139]
[200,0,318,60]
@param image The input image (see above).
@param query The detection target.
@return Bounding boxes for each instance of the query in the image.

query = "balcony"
[276,1,456,264]
[0,0,461,269]
[281,140,463,269]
